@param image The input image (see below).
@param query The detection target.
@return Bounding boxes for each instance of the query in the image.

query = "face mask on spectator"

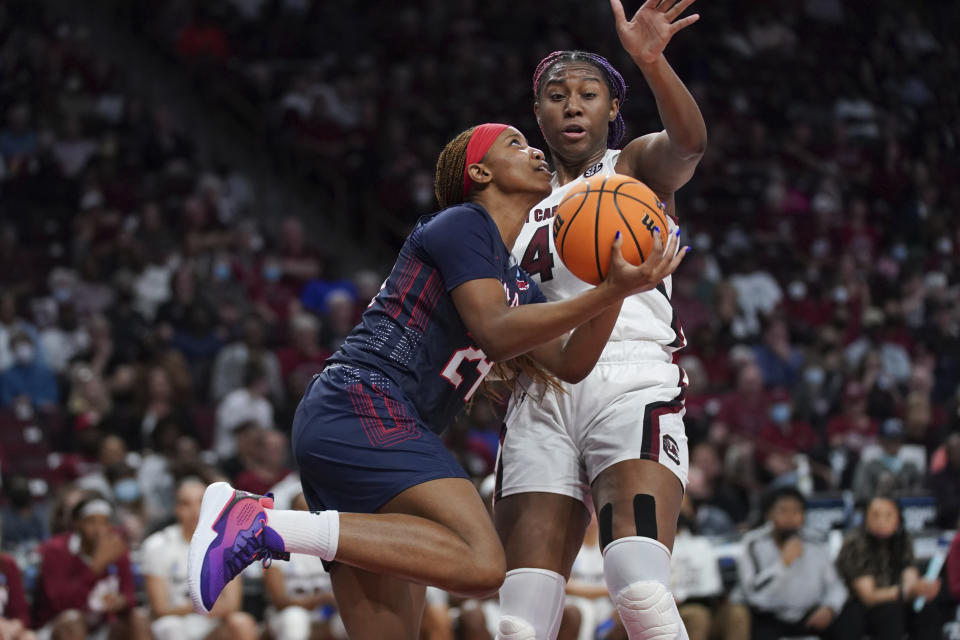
[832,286,849,304]
[113,478,141,503]
[770,403,791,425]
[13,342,34,364]
[213,262,231,281]
[879,452,903,474]
[788,281,807,300]
[891,243,908,262]
[263,263,281,282]
[804,367,825,387]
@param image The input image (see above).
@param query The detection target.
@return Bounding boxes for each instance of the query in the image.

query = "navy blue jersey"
[329,203,546,433]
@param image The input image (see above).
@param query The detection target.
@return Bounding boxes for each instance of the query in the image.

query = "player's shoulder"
[143,523,179,551]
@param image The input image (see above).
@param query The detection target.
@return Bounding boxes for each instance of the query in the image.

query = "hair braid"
[532,50,628,149]
[434,127,475,209]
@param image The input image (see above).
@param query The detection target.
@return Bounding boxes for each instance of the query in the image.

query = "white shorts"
[150,614,219,640]
[496,341,689,504]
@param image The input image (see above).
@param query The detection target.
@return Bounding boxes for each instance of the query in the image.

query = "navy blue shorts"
[292,364,469,515]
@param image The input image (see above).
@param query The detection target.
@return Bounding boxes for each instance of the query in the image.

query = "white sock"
[265,509,340,561]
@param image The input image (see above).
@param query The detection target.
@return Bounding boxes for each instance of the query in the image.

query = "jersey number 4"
[441,346,493,402]
[520,225,554,282]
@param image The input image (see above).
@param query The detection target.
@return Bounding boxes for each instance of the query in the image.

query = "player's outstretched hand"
[604,227,687,298]
[610,0,700,66]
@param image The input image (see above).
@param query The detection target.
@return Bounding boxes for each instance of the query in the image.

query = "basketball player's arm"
[610,0,707,202]
[527,302,622,383]
[451,233,683,364]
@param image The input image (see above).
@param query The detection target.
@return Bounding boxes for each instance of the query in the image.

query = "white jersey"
[142,524,191,608]
[511,149,685,356]
[274,552,332,600]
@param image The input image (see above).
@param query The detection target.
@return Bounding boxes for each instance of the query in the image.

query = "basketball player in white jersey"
[142,479,257,640]
[494,1,706,639]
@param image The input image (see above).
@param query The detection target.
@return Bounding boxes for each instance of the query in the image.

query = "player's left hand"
[610,0,700,66]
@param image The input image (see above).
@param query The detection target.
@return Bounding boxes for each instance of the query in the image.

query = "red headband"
[462,123,510,198]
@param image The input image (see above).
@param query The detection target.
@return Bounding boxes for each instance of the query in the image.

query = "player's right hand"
[603,226,686,298]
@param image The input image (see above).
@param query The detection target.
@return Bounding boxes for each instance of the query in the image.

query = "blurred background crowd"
[0,0,958,638]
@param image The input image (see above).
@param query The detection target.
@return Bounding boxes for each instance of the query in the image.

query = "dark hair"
[865,495,908,574]
[532,50,628,149]
[434,127,476,209]
[762,485,806,516]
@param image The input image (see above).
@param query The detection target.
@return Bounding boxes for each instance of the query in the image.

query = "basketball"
[552,174,671,286]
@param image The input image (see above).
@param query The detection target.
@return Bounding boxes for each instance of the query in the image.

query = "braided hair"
[434,127,476,210]
[433,127,564,400]
[532,50,628,149]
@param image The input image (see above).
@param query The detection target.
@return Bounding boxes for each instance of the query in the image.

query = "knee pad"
[614,581,684,640]
[603,536,687,640]
[495,568,565,640]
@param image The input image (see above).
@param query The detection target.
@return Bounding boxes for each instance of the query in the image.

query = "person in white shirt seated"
[671,494,750,640]
[262,493,344,640]
[142,478,258,640]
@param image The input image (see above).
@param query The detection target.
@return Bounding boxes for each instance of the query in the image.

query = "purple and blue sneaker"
[187,482,289,614]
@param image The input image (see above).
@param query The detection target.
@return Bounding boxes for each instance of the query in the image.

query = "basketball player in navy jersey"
[494,1,707,639]
[187,123,686,639]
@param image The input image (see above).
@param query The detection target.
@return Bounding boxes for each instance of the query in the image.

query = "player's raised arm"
[611,0,707,202]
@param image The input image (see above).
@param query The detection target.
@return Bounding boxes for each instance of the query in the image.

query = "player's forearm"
[535,302,623,383]
[634,55,707,159]
[481,285,622,362]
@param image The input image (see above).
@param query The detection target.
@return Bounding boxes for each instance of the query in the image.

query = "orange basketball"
[552,174,670,286]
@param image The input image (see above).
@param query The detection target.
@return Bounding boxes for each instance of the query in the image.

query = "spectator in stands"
[0,475,47,550]
[34,495,150,639]
[852,418,923,505]
[755,389,820,485]
[672,495,750,640]
[275,311,330,400]
[134,364,194,452]
[143,478,257,640]
[826,381,878,454]
[930,433,960,528]
[0,525,33,640]
[0,104,38,178]
[262,493,344,640]
[712,362,772,444]
[0,330,57,410]
[210,314,283,403]
[686,442,744,532]
[217,418,264,483]
[836,495,943,639]
[213,359,273,459]
[752,316,804,389]
[737,486,858,640]
[38,301,89,375]
[234,428,291,496]
[278,216,323,289]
